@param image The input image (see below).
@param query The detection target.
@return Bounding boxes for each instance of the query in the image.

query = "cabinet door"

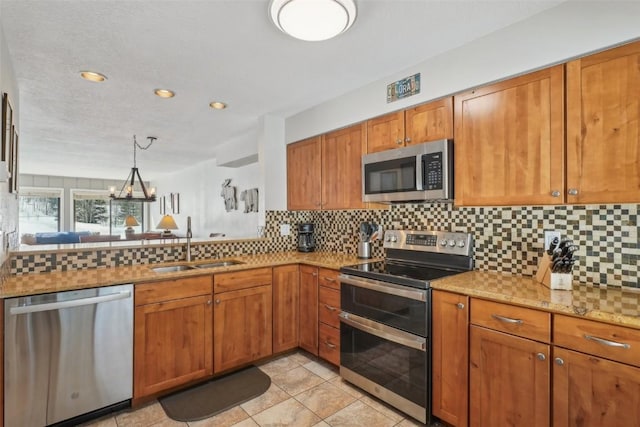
[321,123,366,210]
[299,265,319,355]
[287,136,322,210]
[469,326,550,427]
[272,265,299,353]
[405,97,453,146]
[553,347,640,427]
[134,295,213,398]
[366,111,405,153]
[455,65,565,206]
[566,40,640,204]
[432,291,468,427]
[318,323,340,366]
[214,285,272,373]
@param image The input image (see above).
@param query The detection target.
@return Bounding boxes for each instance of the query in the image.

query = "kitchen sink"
[192,260,244,269]
[151,265,196,273]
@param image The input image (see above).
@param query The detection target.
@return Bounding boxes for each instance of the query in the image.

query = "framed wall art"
[2,93,12,163]
[12,128,18,193]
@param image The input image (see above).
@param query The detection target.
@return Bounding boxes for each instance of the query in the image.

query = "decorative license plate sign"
[387,73,420,103]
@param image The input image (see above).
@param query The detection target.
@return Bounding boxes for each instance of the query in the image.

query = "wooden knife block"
[536,254,572,290]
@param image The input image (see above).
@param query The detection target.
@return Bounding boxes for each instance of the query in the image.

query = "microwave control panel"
[422,153,443,190]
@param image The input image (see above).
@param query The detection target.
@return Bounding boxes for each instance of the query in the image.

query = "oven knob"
[448,240,456,247]
[457,240,466,248]
[385,235,392,242]
[440,239,448,247]
[390,235,398,242]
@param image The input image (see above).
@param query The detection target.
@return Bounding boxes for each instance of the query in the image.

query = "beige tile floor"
[84,351,442,427]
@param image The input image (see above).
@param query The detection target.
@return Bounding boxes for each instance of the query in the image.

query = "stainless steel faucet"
[186,216,193,262]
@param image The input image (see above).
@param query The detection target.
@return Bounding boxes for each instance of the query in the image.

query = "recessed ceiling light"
[154,89,175,98]
[209,101,227,110]
[269,0,357,42]
[80,71,107,82]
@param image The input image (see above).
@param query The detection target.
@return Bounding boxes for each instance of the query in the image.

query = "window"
[72,190,145,236]
[19,188,63,239]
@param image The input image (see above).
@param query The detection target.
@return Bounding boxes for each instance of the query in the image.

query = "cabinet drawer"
[135,275,213,306]
[214,267,272,293]
[319,286,340,328]
[554,315,640,367]
[318,268,340,290]
[319,323,340,366]
[471,299,550,342]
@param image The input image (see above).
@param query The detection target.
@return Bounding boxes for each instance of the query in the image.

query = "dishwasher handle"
[9,290,132,315]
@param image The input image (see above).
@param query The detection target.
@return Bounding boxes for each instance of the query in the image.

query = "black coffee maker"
[297,223,316,252]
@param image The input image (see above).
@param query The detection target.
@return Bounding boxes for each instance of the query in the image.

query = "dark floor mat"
[159,365,271,422]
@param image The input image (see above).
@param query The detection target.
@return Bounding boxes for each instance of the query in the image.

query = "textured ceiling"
[1,0,564,180]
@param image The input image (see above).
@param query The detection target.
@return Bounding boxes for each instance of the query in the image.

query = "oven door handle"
[339,274,427,302]
[339,312,426,352]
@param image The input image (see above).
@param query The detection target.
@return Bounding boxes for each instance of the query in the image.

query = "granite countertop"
[432,270,640,329]
[0,251,374,298]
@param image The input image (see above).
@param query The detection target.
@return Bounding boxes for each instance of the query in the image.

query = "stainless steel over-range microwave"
[362,139,453,203]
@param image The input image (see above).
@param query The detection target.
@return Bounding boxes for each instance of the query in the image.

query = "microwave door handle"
[339,312,426,351]
[415,155,424,190]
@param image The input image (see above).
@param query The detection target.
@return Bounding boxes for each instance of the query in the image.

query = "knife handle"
[547,237,559,255]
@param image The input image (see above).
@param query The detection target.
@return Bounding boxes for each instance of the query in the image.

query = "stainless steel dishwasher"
[4,284,133,427]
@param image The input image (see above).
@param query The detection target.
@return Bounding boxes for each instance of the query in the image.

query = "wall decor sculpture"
[240,188,259,213]
[220,179,237,212]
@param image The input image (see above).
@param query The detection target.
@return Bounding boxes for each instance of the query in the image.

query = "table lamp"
[123,215,139,236]
[156,214,178,237]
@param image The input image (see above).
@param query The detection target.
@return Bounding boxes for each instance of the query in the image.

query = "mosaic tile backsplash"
[10,203,639,289]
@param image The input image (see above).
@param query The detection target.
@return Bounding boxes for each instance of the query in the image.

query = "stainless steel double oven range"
[339,229,473,424]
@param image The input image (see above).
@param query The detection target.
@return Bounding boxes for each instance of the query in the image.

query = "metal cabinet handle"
[311,272,318,277]
[491,314,523,325]
[456,303,465,310]
[551,190,561,197]
[584,334,631,349]
[324,341,336,349]
[324,304,337,311]
[207,300,212,305]
[396,139,403,145]
[405,137,412,143]
[215,299,221,305]
[536,353,546,361]
[323,277,336,282]
[568,188,579,196]
[555,357,564,366]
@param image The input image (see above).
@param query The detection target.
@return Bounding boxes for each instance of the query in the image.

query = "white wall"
[285,1,640,143]
[153,158,261,238]
[258,115,286,211]
[0,20,19,261]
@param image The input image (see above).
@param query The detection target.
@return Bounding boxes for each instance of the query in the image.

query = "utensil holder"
[358,242,371,259]
[535,254,572,290]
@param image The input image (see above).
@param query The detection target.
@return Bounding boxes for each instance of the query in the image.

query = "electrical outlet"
[544,230,562,250]
[279,223,290,236]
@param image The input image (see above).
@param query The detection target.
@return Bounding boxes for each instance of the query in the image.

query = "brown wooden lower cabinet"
[272,264,299,353]
[553,347,640,427]
[134,276,213,399]
[214,284,272,373]
[318,323,339,366]
[299,265,319,355]
[469,325,550,427]
[431,290,468,427]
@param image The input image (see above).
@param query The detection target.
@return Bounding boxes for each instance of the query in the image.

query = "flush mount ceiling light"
[154,89,175,98]
[269,0,357,41]
[80,71,107,82]
[209,101,227,110]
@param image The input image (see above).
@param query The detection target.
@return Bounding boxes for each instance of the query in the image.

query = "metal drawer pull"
[584,334,631,349]
[536,353,546,361]
[555,357,564,366]
[324,341,336,349]
[491,314,523,325]
[456,303,465,310]
[323,277,336,282]
[324,304,337,311]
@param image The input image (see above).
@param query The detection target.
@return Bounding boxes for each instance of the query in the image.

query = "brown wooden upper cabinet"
[287,123,366,210]
[287,136,322,210]
[454,65,565,206]
[566,40,640,204]
[366,97,453,153]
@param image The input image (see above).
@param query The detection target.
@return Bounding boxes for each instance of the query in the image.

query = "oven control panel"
[383,229,473,256]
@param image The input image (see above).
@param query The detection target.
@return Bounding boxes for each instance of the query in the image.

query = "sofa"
[21,231,93,245]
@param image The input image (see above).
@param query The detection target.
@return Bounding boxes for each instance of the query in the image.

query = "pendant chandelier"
[109,135,157,202]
